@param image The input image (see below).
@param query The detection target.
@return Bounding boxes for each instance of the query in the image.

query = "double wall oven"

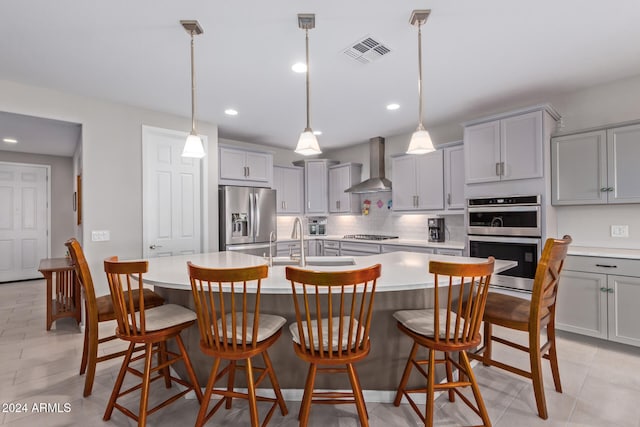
[467,195,541,292]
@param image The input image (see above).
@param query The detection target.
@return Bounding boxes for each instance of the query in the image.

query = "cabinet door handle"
[600,187,608,192]
[496,162,500,176]
[608,288,614,293]
[600,287,608,292]
[447,193,451,206]
[607,187,614,192]
[595,264,617,268]
[500,162,505,176]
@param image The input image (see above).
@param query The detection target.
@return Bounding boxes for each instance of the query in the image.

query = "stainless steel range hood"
[345,137,391,193]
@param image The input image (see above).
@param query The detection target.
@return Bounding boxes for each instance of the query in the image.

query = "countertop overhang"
[143,251,516,293]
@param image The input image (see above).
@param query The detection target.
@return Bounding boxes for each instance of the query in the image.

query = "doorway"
[0,162,50,282]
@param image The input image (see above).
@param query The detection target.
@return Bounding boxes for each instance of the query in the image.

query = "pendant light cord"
[305,28,311,131]
[190,30,197,134]
[417,23,423,128]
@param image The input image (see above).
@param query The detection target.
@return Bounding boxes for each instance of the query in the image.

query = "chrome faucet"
[291,216,306,267]
[268,231,276,267]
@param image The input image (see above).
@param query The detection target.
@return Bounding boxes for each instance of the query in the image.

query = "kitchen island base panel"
[157,287,446,392]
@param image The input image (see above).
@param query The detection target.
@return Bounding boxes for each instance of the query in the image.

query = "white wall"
[0,80,219,295]
[0,151,74,258]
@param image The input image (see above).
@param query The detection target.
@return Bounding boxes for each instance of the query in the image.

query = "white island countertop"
[568,246,640,260]
[144,251,516,293]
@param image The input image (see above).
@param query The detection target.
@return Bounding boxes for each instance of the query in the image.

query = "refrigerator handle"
[249,190,255,238]
[255,192,260,237]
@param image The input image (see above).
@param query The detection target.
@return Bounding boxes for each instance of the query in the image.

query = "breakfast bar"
[143,250,516,396]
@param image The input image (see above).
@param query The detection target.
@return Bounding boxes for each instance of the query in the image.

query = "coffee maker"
[428,218,445,242]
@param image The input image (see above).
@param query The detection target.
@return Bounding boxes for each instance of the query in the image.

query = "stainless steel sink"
[270,256,356,267]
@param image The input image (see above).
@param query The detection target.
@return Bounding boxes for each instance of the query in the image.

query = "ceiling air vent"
[343,36,392,64]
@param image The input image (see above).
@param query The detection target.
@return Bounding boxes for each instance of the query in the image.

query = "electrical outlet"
[611,225,629,238]
[91,230,111,241]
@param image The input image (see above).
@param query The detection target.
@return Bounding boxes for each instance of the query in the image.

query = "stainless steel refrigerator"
[219,186,277,256]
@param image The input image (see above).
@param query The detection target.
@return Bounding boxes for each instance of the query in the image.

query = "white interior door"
[0,162,49,282]
[143,126,206,258]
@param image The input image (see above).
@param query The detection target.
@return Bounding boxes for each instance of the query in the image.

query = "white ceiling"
[2,0,640,157]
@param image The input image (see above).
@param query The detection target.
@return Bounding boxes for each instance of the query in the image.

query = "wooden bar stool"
[187,262,288,427]
[102,256,203,427]
[393,258,495,427]
[65,238,165,397]
[286,264,381,427]
[470,235,572,419]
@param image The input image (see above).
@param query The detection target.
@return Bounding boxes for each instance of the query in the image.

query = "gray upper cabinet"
[328,163,362,214]
[607,124,640,203]
[552,123,640,205]
[219,145,273,187]
[293,159,338,215]
[392,150,444,211]
[464,110,543,184]
[273,165,303,214]
[443,144,465,211]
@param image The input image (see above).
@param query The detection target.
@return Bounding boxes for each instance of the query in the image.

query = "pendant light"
[181,20,206,158]
[406,10,435,155]
[295,13,322,156]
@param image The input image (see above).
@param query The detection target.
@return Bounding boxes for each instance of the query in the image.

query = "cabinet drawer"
[564,255,640,277]
[381,245,434,254]
[436,249,463,256]
[340,242,380,254]
[323,240,340,249]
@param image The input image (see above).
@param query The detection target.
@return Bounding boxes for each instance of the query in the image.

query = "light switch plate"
[91,230,111,241]
[611,225,629,238]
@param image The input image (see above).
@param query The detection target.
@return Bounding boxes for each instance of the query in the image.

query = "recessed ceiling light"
[291,62,307,73]
[313,130,322,136]
[3,138,18,144]
[386,103,400,111]
[224,109,238,116]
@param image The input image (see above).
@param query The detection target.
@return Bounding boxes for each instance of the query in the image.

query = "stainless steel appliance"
[467,195,542,292]
[308,217,327,236]
[428,218,445,242]
[219,186,277,256]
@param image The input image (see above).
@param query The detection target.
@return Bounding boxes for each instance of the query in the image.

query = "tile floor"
[2,278,640,426]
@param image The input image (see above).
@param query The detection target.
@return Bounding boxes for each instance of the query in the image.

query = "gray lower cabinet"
[556,255,640,347]
[339,241,380,256]
[381,244,435,254]
[276,241,308,257]
[435,248,463,256]
[322,240,340,256]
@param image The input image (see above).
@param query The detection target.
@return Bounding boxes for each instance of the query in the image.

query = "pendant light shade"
[180,20,206,159]
[407,10,435,155]
[295,13,322,156]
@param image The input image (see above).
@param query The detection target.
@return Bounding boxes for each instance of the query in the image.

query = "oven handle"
[468,206,540,213]
[468,235,542,245]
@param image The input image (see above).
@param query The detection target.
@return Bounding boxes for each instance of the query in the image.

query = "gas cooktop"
[343,234,399,241]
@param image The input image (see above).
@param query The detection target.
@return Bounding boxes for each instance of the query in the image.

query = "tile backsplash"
[276,192,465,243]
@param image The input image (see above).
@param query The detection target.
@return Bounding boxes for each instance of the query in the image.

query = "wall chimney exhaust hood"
[345,137,391,193]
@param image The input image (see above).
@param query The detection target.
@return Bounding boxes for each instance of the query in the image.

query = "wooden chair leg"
[425,349,436,427]
[445,352,455,402]
[346,363,369,427]
[80,320,89,375]
[83,320,99,397]
[352,363,369,420]
[196,358,221,427]
[394,341,419,406]
[460,350,491,427]
[103,342,135,421]
[226,360,236,409]
[159,341,171,388]
[529,330,548,419]
[175,334,203,402]
[299,363,317,426]
[262,351,288,415]
[138,343,154,427]
[547,323,563,393]
[245,357,259,427]
[483,322,493,366]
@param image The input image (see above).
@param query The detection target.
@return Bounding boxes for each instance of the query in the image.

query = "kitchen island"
[145,251,516,398]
